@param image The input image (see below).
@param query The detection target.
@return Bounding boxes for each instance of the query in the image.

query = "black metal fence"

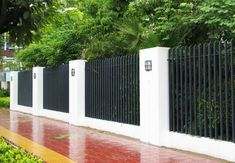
[169,40,235,142]
[43,64,69,113]
[85,55,140,125]
[18,70,33,107]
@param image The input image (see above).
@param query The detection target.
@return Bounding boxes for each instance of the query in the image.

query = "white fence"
[10,47,235,161]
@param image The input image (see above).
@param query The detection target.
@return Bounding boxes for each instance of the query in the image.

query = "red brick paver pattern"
[0,110,225,163]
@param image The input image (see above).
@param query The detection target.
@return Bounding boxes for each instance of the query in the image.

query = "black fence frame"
[169,40,235,143]
[18,70,33,107]
[85,55,140,125]
[43,64,69,113]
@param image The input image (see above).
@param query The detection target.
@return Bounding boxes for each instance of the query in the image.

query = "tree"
[0,0,58,45]
[16,8,85,68]
[16,0,235,68]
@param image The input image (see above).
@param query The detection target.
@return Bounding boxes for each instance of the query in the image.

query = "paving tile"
[0,110,226,162]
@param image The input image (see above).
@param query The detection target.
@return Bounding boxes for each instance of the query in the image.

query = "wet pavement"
[0,110,225,162]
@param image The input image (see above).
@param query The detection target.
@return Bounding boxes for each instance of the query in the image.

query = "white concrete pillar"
[32,67,44,116]
[69,60,86,126]
[10,71,18,110]
[139,47,169,146]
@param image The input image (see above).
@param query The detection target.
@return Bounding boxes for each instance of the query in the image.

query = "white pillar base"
[69,60,86,126]
[10,71,18,111]
[139,47,169,145]
[32,67,44,116]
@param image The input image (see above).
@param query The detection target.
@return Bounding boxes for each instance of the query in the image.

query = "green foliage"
[0,97,10,108]
[16,0,235,68]
[0,89,9,97]
[3,61,21,71]
[0,0,60,45]
[0,137,43,162]
[17,8,85,68]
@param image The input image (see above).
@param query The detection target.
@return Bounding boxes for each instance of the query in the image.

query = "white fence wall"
[10,47,235,162]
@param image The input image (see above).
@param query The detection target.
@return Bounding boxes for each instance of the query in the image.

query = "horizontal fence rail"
[85,55,140,125]
[43,64,69,113]
[169,40,235,143]
[18,70,33,107]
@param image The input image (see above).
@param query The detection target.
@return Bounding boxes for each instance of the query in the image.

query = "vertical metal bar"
[130,56,134,125]
[219,41,223,140]
[97,61,100,119]
[130,55,137,125]
[104,59,108,120]
[189,46,192,134]
[104,60,107,120]
[119,56,122,123]
[193,45,197,135]
[129,56,133,125]
[169,49,172,130]
[208,42,212,138]
[224,41,229,141]
[101,60,104,120]
[176,48,179,132]
[111,58,114,121]
[136,55,140,125]
[85,63,87,116]
[99,60,104,119]
[127,56,131,124]
[180,47,184,132]
[94,61,97,118]
[117,57,120,122]
[203,43,207,137]
[198,44,202,136]
[99,60,102,119]
[89,62,94,117]
[126,56,130,124]
[124,56,128,124]
[107,59,111,121]
[119,56,125,123]
[85,63,89,117]
[120,56,123,123]
[184,47,188,133]
[114,58,117,122]
[213,41,218,139]
[231,39,235,142]
[90,62,94,118]
[104,60,106,120]
[126,56,131,124]
[112,58,115,121]
[132,55,136,125]
[172,50,175,131]
[89,63,92,117]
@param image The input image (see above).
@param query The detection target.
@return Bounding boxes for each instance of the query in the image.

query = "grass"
[0,97,10,109]
[0,137,43,163]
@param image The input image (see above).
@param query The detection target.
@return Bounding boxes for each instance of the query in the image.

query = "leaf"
[23,11,30,20]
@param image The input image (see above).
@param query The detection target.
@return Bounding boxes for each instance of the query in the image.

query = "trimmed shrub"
[0,137,43,163]
[0,89,10,97]
[0,97,10,109]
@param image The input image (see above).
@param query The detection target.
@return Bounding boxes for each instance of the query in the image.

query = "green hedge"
[0,89,10,97]
[0,97,10,109]
[0,137,43,163]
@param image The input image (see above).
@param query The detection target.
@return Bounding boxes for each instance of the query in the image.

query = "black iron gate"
[43,64,69,113]
[18,70,33,107]
[85,55,140,125]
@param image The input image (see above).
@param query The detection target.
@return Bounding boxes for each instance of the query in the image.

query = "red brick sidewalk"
[0,110,225,162]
